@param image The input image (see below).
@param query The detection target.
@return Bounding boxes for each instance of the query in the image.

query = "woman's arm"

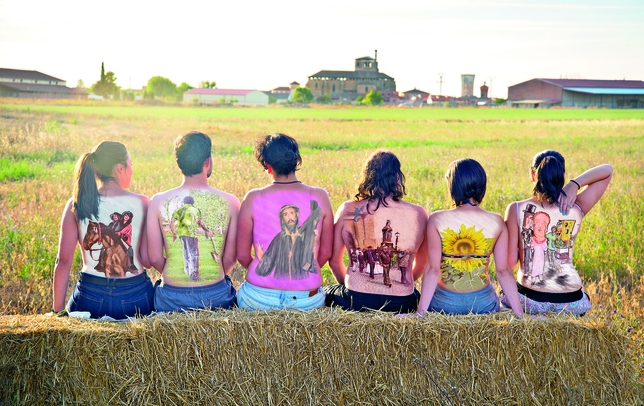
[316,190,335,269]
[504,202,520,270]
[558,164,613,215]
[415,215,442,315]
[411,206,430,281]
[328,202,348,284]
[146,195,167,272]
[492,220,523,318]
[221,195,241,275]
[137,195,151,269]
[236,192,255,269]
[52,200,79,312]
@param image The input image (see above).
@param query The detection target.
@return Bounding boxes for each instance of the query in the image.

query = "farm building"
[305,51,396,101]
[183,88,269,105]
[508,78,644,108]
[0,68,87,99]
[263,81,299,103]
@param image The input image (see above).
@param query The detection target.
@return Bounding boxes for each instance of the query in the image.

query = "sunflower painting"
[440,224,495,291]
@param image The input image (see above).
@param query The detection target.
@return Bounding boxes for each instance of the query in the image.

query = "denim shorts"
[237,281,324,311]
[154,276,236,312]
[428,283,500,315]
[67,272,155,320]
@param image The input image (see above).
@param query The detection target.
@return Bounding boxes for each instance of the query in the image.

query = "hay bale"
[0,310,640,405]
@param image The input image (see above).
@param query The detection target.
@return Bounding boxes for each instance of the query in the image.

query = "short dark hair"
[174,131,212,176]
[355,150,406,212]
[531,150,566,205]
[254,133,302,176]
[445,158,487,206]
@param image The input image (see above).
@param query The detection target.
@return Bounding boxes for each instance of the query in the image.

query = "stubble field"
[0,100,643,375]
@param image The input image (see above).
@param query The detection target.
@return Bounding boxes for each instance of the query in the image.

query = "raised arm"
[146,196,167,272]
[236,192,255,269]
[416,214,442,316]
[504,202,520,270]
[328,202,348,284]
[492,220,523,318]
[558,164,613,215]
[220,195,241,275]
[52,199,79,313]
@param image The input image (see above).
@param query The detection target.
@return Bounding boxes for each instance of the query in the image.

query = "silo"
[461,74,475,97]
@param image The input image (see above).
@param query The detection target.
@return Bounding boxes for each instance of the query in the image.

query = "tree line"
[86,62,384,105]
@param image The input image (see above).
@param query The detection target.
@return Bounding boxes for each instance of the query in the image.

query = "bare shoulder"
[126,191,150,206]
[309,185,332,202]
[207,187,241,207]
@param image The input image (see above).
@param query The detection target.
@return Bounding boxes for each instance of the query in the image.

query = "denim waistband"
[243,282,320,299]
[79,271,148,287]
[159,276,231,293]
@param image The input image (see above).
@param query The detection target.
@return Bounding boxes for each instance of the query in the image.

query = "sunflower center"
[453,239,475,255]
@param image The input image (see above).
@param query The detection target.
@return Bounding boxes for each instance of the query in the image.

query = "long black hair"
[531,150,566,205]
[355,150,406,212]
[72,141,128,222]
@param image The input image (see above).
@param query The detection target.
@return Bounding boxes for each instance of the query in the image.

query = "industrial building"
[508,78,644,108]
[305,51,396,101]
[183,88,269,105]
[0,68,86,99]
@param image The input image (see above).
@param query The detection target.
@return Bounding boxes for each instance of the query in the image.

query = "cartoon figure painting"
[255,200,321,279]
[520,208,577,286]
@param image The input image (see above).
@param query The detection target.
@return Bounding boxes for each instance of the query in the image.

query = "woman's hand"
[558,181,579,215]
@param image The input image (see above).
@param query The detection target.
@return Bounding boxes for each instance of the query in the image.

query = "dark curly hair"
[254,133,302,176]
[355,150,406,213]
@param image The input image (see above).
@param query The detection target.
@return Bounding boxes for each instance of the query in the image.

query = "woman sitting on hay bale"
[415,159,524,317]
[236,134,334,310]
[501,150,612,315]
[325,150,429,313]
[52,141,155,320]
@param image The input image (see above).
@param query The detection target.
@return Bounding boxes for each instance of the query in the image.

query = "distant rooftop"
[539,78,644,89]
[0,68,63,82]
[184,88,257,95]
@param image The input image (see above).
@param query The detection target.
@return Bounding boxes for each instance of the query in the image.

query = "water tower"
[461,74,475,97]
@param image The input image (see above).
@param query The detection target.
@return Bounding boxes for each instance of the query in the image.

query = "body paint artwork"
[255,200,321,279]
[160,191,229,284]
[82,211,139,278]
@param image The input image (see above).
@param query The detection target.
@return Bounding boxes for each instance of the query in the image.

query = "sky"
[1,0,643,98]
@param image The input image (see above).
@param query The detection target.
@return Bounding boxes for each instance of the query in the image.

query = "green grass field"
[1,100,642,375]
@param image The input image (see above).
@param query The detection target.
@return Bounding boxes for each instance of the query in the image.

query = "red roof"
[184,88,257,95]
[539,79,644,89]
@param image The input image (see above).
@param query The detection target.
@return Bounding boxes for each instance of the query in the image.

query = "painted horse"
[82,221,139,278]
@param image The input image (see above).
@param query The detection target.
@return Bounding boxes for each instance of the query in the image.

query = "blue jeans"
[67,272,155,320]
[155,276,236,312]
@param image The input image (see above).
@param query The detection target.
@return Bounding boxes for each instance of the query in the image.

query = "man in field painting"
[147,131,240,313]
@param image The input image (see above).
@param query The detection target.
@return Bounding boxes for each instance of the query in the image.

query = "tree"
[76,79,85,89]
[176,82,194,101]
[364,90,384,106]
[145,76,178,99]
[90,62,119,98]
[291,86,314,104]
[316,94,332,104]
[199,80,216,88]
